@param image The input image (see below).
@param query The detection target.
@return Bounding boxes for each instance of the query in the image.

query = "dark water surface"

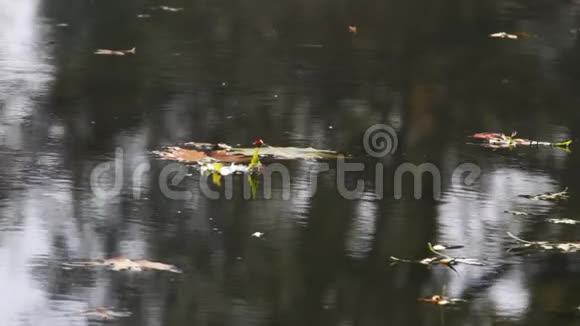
[2,0,580,325]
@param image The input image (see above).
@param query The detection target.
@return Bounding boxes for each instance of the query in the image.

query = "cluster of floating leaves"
[156,141,342,164]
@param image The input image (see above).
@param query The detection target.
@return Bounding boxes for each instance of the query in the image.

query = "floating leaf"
[230,146,343,160]
[155,147,208,162]
[252,232,264,238]
[489,32,519,39]
[81,307,132,320]
[63,258,182,273]
[418,295,467,306]
[468,132,572,150]
[504,210,530,216]
[390,243,485,272]
[431,244,464,251]
[94,47,136,56]
[507,232,580,253]
[520,188,569,201]
[548,218,580,225]
[152,6,183,12]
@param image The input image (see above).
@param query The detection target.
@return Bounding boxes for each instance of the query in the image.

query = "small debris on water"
[431,244,464,251]
[418,295,466,306]
[489,32,518,39]
[151,6,183,12]
[252,232,264,238]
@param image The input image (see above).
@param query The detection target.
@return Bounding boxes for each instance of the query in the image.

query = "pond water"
[1,0,580,325]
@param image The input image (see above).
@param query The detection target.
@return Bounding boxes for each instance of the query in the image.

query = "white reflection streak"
[436,168,556,314]
[0,0,53,120]
[345,193,377,259]
[0,2,71,325]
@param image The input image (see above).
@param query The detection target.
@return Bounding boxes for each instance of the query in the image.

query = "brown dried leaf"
[157,147,208,163]
[208,150,251,163]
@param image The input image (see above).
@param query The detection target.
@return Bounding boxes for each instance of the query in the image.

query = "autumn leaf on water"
[155,147,208,162]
